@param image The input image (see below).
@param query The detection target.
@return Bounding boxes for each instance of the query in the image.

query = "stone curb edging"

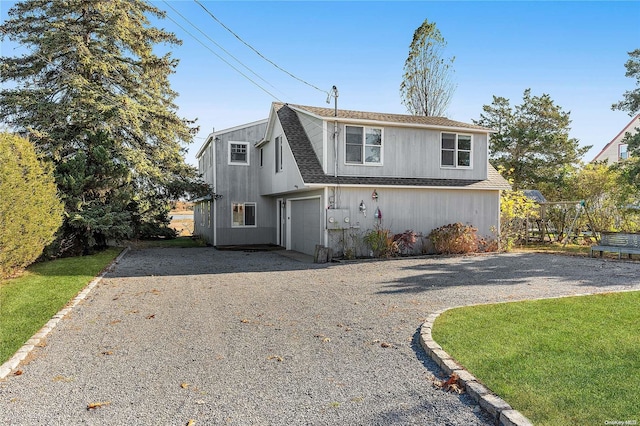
[420,288,640,425]
[0,247,130,380]
[420,309,533,426]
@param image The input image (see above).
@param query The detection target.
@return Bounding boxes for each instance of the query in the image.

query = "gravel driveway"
[2,248,639,425]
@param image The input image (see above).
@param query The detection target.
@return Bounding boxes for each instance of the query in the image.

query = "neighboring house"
[592,114,640,163]
[194,102,510,256]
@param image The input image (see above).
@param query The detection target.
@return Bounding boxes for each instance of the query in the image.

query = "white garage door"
[290,198,322,256]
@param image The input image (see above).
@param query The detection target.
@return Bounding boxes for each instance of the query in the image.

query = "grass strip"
[514,242,591,256]
[0,247,122,364]
[432,291,640,426]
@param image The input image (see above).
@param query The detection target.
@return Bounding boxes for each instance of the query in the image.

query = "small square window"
[228,142,249,165]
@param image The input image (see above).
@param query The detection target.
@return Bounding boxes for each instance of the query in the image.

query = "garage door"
[290,198,322,256]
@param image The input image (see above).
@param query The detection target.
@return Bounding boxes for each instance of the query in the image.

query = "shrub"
[0,133,64,278]
[500,188,539,250]
[393,230,418,254]
[363,227,398,258]
[429,223,479,254]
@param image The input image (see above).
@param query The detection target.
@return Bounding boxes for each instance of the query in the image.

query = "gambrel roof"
[275,103,510,190]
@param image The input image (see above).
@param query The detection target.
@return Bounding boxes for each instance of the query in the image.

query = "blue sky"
[2,1,640,166]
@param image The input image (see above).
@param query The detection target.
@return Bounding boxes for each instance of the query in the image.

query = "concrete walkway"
[1,249,638,425]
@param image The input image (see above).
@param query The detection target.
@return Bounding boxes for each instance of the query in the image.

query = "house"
[592,114,640,163]
[194,102,510,257]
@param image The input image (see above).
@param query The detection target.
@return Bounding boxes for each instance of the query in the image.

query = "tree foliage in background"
[400,19,456,117]
[474,89,590,198]
[0,133,63,278]
[612,49,640,115]
[0,0,210,256]
[499,186,540,251]
[612,48,640,192]
[561,163,640,233]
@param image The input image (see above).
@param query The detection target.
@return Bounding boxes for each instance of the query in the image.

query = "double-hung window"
[232,202,256,227]
[441,133,472,168]
[229,141,249,165]
[345,125,382,165]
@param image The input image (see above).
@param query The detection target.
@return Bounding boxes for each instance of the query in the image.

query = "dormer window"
[345,125,382,165]
[441,133,472,168]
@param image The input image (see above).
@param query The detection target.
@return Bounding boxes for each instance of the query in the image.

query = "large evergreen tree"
[400,19,456,117]
[474,89,590,198]
[0,0,209,255]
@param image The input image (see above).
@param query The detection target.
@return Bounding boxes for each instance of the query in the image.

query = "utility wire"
[193,0,328,95]
[161,0,281,95]
[160,5,281,101]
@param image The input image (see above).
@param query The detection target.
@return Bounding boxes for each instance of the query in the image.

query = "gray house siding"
[324,122,488,180]
[323,186,499,256]
[258,118,305,196]
[327,186,499,238]
[194,120,270,246]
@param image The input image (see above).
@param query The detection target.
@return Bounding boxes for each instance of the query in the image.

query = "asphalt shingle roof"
[275,103,510,190]
[275,102,491,131]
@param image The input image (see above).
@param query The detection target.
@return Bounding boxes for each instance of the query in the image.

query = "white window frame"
[344,125,383,165]
[231,202,257,228]
[440,132,473,169]
[619,143,629,160]
[228,141,250,165]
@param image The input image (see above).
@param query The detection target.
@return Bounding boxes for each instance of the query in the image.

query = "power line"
[158,3,282,101]
[193,0,328,96]
[160,0,282,95]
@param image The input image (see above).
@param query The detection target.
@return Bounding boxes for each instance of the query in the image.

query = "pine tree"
[474,89,590,198]
[0,0,209,254]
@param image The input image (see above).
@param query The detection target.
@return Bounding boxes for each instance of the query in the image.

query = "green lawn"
[432,292,640,426]
[0,248,122,364]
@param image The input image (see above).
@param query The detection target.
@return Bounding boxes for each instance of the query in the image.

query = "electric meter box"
[326,209,351,229]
